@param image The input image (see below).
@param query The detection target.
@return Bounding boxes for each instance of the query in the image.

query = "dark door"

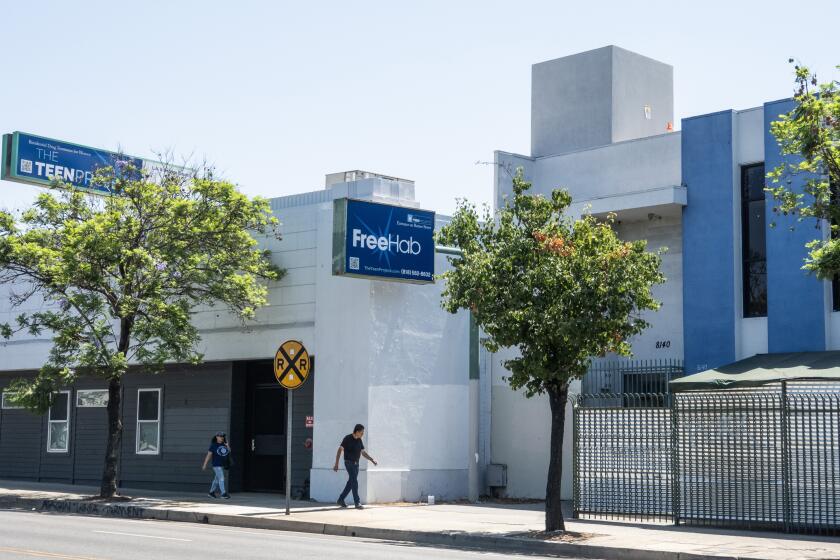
[244,375,287,492]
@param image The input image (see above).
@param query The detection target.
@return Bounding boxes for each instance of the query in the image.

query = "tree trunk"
[101,318,131,498]
[100,375,123,498]
[545,382,569,532]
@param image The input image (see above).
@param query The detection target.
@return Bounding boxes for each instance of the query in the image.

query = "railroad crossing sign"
[274,340,311,390]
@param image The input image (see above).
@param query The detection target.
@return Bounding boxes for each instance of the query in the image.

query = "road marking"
[92,530,192,542]
[0,547,101,560]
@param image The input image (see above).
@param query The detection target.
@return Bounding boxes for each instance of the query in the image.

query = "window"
[741,164,768,317]
[1,391,24,409]
[831,178,840,312]
[76,390,109,408]
[136,389,161,455]
[47,391,71,452]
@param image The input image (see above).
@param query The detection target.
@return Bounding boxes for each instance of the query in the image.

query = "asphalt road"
[0,509,585,560]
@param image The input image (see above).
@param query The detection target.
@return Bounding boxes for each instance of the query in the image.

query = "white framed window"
[47,391,71,453]
[136,388,161,455]
[76,390,109,408]
[1,391,24,409]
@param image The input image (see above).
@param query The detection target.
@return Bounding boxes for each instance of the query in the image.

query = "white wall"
[740,317,768,358]
[489,345,577,500]
[489,120,683,501]
[307,183,472,504]
[0,178,474,504]
[488,213,681,500]
[0,204,319,369]
[198,204,319,360]
[530,46,674,158]
[733,107,769,360]
[614,215,683,361]
[494,151,535,207]
[533,133,681,205]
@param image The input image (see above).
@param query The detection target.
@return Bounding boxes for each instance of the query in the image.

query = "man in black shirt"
[333,423,377,509]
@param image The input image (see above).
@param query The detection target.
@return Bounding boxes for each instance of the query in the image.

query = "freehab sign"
[1,131,144,195]
[332,198,435,284]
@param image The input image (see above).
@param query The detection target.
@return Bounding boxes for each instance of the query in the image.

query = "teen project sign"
[1,132,144,195]
[333,198,435,284]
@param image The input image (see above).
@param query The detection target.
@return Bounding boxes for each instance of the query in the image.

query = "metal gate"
[573,384,840,535]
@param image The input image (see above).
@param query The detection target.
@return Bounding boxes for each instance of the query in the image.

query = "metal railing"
[573,384,840,535]
[573,393,675,523]
[580,359,683,407]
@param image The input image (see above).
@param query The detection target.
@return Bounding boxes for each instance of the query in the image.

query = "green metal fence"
[573,383,840,535]
[581,359,684,396]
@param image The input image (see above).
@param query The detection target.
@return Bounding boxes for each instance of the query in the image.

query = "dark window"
[742,164,767,317]
[138,389,160,421]
[136,389,161,454]
[834,274,840,312]
[50,392,69,421]
[48,392,70,452]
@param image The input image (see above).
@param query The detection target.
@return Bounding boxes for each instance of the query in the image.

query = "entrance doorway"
[244,363,287,492]
[232,359,314,496]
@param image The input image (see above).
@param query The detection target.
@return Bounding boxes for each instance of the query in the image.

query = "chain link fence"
[573,380,840,535]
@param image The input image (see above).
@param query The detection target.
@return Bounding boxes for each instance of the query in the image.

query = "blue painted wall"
[764,99,827,352]
[682,110,737,373]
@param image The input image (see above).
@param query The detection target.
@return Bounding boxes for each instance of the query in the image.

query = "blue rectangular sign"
[2,131,144,195]
[333,198,435,283]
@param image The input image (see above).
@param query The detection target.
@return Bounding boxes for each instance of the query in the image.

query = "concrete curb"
[0,495,763,560]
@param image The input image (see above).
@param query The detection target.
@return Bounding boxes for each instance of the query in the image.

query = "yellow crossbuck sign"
[274,340,311,390]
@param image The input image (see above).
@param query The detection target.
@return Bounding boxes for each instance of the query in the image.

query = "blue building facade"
[682,100,832,374]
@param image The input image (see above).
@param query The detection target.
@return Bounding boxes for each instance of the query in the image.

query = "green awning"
[670,352,840,391]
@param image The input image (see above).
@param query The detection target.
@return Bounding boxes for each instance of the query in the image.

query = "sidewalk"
[1,481,839,560]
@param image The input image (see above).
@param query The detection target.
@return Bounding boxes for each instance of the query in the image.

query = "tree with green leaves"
[767,61,839,277]
[437,171,664,531]
[0,164,282,498]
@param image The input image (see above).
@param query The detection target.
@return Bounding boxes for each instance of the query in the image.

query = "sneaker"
[337,500,347,509]
[354,504,364,510]
[221,494,231,500]
[208,492,218,499]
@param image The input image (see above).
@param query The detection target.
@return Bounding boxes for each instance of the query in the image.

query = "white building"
[487,46,685,499]
[3,45,734,504]
[0,171,479,503]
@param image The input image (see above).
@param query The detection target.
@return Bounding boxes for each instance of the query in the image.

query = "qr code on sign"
[349,257,360,270]
[20,159,33,173]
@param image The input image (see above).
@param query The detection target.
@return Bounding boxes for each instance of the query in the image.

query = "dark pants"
[338,460,360,505]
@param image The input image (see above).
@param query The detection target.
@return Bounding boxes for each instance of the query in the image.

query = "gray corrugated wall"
[70,378,109,485]
[0,372,41,481]
[0,362,233,492]
[118,362,233,492]
[0,361,315,496]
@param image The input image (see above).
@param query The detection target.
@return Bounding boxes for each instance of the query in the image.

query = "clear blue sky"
[1,0,837,215]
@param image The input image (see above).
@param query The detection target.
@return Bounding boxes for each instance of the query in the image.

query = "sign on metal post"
[274,340,311,389]
[332,198,435,284]
[274,340,312,516]
[2,131,144,196]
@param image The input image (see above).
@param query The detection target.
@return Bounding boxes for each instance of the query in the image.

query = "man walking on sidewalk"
[334,424,377,509]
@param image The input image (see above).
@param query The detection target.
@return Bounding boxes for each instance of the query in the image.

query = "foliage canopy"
[767,62,840,278]
[438,171,665,397]
[0,165,281,411]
